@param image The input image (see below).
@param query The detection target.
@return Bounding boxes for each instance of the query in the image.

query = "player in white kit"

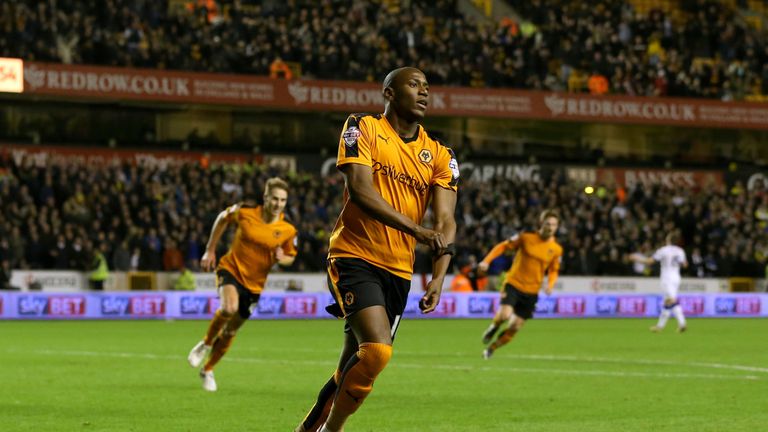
[630,232,688,333]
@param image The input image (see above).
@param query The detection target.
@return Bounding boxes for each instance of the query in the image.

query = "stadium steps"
[458,0,507,23]
[740,0,767,31]
[627,0,688,23]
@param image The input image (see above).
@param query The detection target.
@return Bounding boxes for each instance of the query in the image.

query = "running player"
[479,210,562,359]
[187,177,297,391]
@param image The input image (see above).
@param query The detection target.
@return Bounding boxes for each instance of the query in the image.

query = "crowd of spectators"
[2,0,767,100]
[1,152,766,283]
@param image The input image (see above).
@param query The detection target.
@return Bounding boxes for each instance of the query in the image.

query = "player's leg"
[484,287,535,359]
[652,281,675,332]
[188,281,238,367]
[295,332,358,432]
[652,297,672,331]
[203,311,246,372]
[197,311,246,391]
[482,304,512,344]
[199,285,255,392]
[485,315,526,358]
[323,305,393,432]
[482,284,514,343]
[203,285,254,371]
[669,285,686,332]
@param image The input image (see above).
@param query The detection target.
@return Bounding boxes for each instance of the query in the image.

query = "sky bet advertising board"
[0,292,766,320]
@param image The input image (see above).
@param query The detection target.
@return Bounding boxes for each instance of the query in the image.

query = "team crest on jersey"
[418,149,433,164]
[273,230,281,238]
[343,126,361,147]
[344,292,355,306]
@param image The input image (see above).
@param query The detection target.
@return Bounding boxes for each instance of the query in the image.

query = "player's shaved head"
[382,67,424,90]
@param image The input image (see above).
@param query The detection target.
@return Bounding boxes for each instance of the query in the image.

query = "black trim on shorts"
[216,269,261,319]
[500,283,538,320]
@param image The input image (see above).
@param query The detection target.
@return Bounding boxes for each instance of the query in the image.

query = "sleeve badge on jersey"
[449,157,460,179]
[342,126,361,147]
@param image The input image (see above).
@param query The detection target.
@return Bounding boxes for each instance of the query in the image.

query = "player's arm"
[275,248,296,267]
[200,204,238,271]
[342,163,446,252]
[275,234,298,267]
[420,186,457,314]
[545,253,562,295]
[629,253,655,265]
[478,235,519,273]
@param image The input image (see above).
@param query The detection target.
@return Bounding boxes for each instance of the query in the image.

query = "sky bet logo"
[430,296,457,316]
[556,297,586,315]
[468,296,496,315]
[715,297,761,315]
[678,296,705,315]
[257,296,285,315]
[283,296,317,316]
[403,295,457,316]
[18,296,86,316]
[596,296,647,315]
[535,297,557,315]
[100,296,165,316]
[536,297,585,315]
[180,296,218,315]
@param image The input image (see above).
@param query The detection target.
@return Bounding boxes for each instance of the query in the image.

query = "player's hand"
[200,250,216,272]
[275,247,286,262]
[477,261,489,275]
[419,280,443,314]
[414,226,447,253]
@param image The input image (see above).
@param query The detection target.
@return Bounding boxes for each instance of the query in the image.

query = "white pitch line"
[8,348,763,382]
[234,346,768,375]
[492,353,768,374]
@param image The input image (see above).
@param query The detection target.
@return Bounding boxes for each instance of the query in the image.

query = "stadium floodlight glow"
[0,57,24,93]
[584,186,595,194]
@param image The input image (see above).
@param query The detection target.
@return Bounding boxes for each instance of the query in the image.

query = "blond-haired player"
[187,177,297,391]
[479,210,562,359]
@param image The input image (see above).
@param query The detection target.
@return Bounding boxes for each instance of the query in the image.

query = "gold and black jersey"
[329,113,460,280]
[217,205,298,294]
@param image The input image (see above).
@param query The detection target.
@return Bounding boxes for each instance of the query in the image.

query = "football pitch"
[2,318,766,432]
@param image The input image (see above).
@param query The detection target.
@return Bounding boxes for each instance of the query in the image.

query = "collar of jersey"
[381,115,421,144]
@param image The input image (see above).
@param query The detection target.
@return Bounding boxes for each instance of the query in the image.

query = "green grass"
[1,318,767,431]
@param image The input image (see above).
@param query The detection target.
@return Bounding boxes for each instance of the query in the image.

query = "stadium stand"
[1,0,766,100]
[1,153,765,278]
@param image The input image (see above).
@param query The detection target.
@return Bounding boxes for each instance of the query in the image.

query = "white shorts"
[660,280,680,300]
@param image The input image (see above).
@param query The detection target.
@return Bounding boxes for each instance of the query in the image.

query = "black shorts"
[500,283,538,320]
[217,270,261,319]
[326,258,410,339]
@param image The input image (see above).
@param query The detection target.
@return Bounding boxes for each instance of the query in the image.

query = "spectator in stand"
[112,241,132,271]
[1,0,765,100]
[0,259,13,290]
[162,239,184,271]
[1,149,766,278]
[269,57,294,79]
